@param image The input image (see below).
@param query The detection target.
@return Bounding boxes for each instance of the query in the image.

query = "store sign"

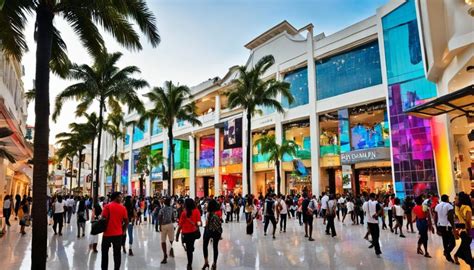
[320,156,340,167]
[196,167,214,176]
[340,148,390,164]
[253,162,274,172]
[173,169,189,179]
[151,172,163,181]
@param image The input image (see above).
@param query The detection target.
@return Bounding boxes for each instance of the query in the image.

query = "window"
[316,41,382,100]
[132,121,148,142]
[282,67,309,109]
[151,118,162,136]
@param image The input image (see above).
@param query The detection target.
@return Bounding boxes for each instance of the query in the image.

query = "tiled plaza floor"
[0,214,472,269]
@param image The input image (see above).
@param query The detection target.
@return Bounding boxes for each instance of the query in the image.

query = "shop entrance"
[222,174,242,196]
[354,167,392,195]
[203,176,214,197]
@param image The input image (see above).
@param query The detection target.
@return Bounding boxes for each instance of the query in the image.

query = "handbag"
[91,217,108,235]
[186,216,201,240]
[21,214,31,227]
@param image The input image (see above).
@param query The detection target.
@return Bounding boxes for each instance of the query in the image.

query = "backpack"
[207,213,223,234]
[266,200,275,216]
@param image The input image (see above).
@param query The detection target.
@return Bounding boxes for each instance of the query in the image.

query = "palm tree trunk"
[139,174,144,197]
[167,127,174,195]
[246,112,252,195]
[276,159,281,195]
[90,139,94,198]
[94,99,104,204]
[31,5,54,268]
[112,138,118,192]
[77,149,82,192]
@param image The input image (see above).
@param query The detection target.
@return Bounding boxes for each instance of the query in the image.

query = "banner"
[224,117,242,149]
[121,160,129,185]
[199,135,214,168]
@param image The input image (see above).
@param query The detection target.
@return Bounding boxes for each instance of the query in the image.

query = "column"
[274,69,284,195]
[214,95,221,197]
[163,136,171,194]
[127,126,134,196]
[214,128,221,196]
[306,27,321,197]
[189,135,196,198]
[242,113,249,196]
[145,118,152,197]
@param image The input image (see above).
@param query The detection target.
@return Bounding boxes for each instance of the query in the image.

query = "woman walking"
[454,192,473,267]
[122,196,136,256]
[392,198,406,237]
[2,195,12,227]
[412,196,433,258]
[89,202,102,253]
[177,198,202,270]
[202,199,223,270]
[245,196,255,235]
[76,197,87,238]
[18,198,30,235]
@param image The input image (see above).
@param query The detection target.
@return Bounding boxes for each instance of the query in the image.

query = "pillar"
[127,125,134,196]
[306,27,321,197]
[242,113,251,196]
[214,128,221,196]
[189,135,196,198]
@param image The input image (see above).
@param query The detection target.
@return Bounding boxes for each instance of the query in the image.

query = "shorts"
[161,223,174,243]
[303,214,313,224]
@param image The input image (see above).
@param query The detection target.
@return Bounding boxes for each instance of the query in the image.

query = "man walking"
[278,195,288,233]
[101,192,128,270]
[263,194,278,239]
[158,197,175,264]
[320,192,329,225]
[302,193,315,241]
[434,194,456,263]
[363,193,382,257]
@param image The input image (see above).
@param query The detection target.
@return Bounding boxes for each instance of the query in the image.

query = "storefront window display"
[255,171,275,195]
[150,143,163,181]
[252,130,275,163]
[283,120,311,161]
[173,178,189,196]
[320,112,340,157]
[349,102,390,150]
[286,172,311,195]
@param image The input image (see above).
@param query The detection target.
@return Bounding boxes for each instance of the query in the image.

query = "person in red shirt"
[412,195,434,258]
[101,192,128,270]
[176,198,201,270]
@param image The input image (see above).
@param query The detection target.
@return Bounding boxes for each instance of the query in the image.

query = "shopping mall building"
[99,0,473,199]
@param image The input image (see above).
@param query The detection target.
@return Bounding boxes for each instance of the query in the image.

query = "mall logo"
[340,148,390,164]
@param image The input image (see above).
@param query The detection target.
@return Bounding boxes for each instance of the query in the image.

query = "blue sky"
[22,0,388,141]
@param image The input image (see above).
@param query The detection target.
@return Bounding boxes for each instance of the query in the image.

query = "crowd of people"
[1,190,473,269]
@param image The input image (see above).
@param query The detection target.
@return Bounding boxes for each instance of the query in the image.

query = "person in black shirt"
[301,193,315,241]
[263,194,278,239]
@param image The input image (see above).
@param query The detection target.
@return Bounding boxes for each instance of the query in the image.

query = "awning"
[405,84,473,119]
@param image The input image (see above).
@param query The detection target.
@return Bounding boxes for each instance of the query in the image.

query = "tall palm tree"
[56,131,86,193]
[53,50,147,204]
[105,112,125,192]
[0,1,159,267]
[69,112,100,197]
[140,81,201,194]
[254,134,298,195]
[227,55,293,195]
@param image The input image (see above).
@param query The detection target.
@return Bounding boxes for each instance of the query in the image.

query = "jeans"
[122,223,134,247]
[416,219,428,248]
[182,232,197,266]
[387,210,393,229]
[325,215,336,236]
[203,230,221,263]
[368,223,381,255]
[66,207,73,223]
[263,215,277,236]
[437,226,455,257]
[101,235,122,270]
[3,208,11,226]
[280,214,287,232]
[53,213,64,234]
[455,231,473,267]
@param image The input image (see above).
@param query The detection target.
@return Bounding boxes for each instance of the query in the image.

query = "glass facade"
[150,143,163,180]
[151,118,162,136]
[124,133,130,146]
[173,140,190,170]
[133,121,148,142]
[383,0,438,197]
[121,160,129,185]
[283,121,311,161]
[252,130,275,163]
[282,67,309,109]
[316,41,382,100]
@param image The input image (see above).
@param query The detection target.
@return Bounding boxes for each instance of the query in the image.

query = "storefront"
[220,117,243,196]
[196,135,215,197]
[282,120,311,194]
[319,101,392,195]
[150,143,164,195]
[173,174,189,196]
[253,129,276,195]
[407,84,473,194]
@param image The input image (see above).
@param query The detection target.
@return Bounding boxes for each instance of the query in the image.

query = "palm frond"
[0,0,34,60]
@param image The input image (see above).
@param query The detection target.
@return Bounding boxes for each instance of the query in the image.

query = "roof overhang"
[405,84,473,120]
[244,20,298,50]
[0,98,32,161]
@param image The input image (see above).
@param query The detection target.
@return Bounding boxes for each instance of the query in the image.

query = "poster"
[199,135,215,168]
[224,117,242,149]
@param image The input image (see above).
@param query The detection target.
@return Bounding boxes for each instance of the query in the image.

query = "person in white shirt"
[65,196,75,224]
[346,198,355,224]
[53,195,66,235]
[3,195,12,227]
[392,198,406,237]
[278,196,288,232]
[434,194,456,263]
[320,193,329,225]
[338,195,347,223]
[363,193,382,256]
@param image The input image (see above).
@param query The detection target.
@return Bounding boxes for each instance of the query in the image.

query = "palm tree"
[227,55,293,195]
[105,112,125,192]
[56,131,86,194]
[69,112,100,197]
[104,155,122,193]
[53,50,147,204]
[140,81,201,194]
[1,1,159,267]
[254,134,298,195]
